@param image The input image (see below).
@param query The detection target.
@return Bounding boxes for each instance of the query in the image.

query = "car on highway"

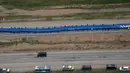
[62,65,75,71]
[35,65,51,73]
[0,68,10,73]
[106,64,117,70]
[119,66,130,71]
[81,65,92,71]
[37,52,47,57]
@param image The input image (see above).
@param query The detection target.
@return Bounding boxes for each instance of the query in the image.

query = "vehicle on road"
[62,65,75,71]
[106,64,117,70]
[119,66,130,71]
[35,65,51,73]
[37,52,47,57]
[81,65,92,71]
[0,68,10,73]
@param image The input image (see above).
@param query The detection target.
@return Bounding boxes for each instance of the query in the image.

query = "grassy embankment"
[47,11,130,20]
[0,36,130,48]
[1,0,130,9]
[0,32,129,52]
[0,0,130,22]
[0,11,130,22]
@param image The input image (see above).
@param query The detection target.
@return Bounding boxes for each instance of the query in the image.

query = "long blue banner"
[0,23,129,33]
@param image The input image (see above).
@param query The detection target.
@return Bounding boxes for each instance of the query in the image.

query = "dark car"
[81,65,92,71]
[0,68,10,73]
[37,52,47,57]
[106,64,117,70]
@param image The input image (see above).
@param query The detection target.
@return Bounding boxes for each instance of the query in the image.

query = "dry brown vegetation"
[0,31,130,53]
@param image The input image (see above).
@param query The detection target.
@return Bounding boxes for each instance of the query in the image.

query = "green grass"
[64,4,130,9]
[0,11,130,22]
[51,11,130,19]
[43,11,130,20]
[1,0,130,8]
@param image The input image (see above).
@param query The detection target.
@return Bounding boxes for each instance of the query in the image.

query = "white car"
[62,65,74,71]
[119,66,130,71]
[35,65,51,73]
[0,68,10,73]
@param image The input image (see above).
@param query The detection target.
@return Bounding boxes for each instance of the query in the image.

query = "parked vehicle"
[106,64,117,70]
[119,66,130,71]
[37,52,47,57]
[35,65,51,73]
[62,65,74,71]
[81,65,92,71]
[0,68,10,73]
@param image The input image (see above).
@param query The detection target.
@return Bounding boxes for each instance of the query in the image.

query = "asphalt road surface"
[0,50,130,72]
[0,19,130,28]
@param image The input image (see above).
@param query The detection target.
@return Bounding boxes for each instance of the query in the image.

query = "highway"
[0,50,130,72]
[0,19,130,72]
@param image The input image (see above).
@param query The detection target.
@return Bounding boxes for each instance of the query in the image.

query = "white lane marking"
[21,58,28,59]
[91,56,99,58]
[115,55,124,57]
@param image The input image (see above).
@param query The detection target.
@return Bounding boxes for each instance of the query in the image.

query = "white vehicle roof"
[63,65,74,68]
[121,66,130,68]
[2,68,6,70]
[35,65,51,69]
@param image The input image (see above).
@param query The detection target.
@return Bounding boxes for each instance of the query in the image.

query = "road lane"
[0,51,130,72]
